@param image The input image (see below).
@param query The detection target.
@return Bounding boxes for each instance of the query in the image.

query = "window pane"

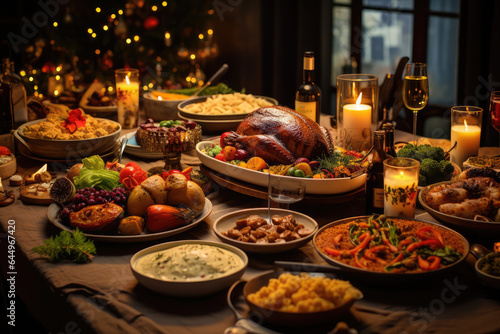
[334,0,351,4]
[430,0,459,13]
[363,0,413,10]
[361,10,413,83]
[426,15,459,106]
[331,6,351,86]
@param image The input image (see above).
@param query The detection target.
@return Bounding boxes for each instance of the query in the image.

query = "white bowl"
[213,208,318,253]
[143,92,189,121]
[196,141,367,195]
[130,240,248,297]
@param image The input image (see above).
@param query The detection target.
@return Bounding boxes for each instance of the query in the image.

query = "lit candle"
[343,93,372,131]
[116,71,140,128]
[384,158,419,218]
[450,120,481,167]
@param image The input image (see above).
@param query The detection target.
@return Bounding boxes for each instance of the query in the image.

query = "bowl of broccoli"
[396,144,459,187]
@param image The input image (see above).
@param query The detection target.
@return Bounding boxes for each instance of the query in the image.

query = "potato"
[165,173,188,190]
[127,185,155,217]
[141,175,167,204]
[118,216,145,235]
[167,180,205,215]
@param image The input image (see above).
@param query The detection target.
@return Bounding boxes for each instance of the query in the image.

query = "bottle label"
[304,57,314,70]
[295,100,316,121]
[373,188,384,208]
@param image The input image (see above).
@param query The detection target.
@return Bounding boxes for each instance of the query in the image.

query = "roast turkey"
[226,106,334,164]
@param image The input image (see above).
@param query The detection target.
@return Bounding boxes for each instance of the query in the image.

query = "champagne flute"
[490,91,500,147]
[268,176,305,210]
[402,63,429,145]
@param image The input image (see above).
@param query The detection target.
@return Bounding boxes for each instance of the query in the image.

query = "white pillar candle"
[343,93,372,131]
[116,75,140,128]
[450,122,481,167]
[384,169,418,218]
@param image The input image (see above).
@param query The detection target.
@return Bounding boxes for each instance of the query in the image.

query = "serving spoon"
[192,63,229,97]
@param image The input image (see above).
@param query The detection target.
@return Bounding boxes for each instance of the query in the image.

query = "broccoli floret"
[413,151,427,162]
[396,144,417,159]
[440,160,455,179]
[206,145,222,157]
[420,158,442,184]
[424,146,445,161]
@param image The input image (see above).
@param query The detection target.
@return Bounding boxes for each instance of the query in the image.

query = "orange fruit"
[246,157,267,171]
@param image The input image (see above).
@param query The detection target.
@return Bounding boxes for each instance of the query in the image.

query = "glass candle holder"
[115,68,139,129]
[336,74,378,151]
[450,106,482,168]
[383,157,420,218]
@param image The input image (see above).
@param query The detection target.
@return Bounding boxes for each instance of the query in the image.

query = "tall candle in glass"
[450,106,482,168]
[383,157,420,218]
[336,74,378,152]
[115,68,139,129]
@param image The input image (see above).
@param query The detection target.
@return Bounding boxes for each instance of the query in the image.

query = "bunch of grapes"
[60,187,128,223]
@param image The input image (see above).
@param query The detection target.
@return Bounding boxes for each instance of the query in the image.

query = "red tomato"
[119,162,147,189]
[215,152,226,162]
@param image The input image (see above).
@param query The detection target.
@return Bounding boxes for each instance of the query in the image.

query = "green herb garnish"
[32,229,96,263]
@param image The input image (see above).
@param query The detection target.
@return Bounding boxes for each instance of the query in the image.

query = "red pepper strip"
[122,176,139,190]
[349,232,371,255]
[333,234,343,247]
[418,255,430,271]
[427,256,441,271]
[388,252,405,265]
[381,231,399,252]
[398,237,413,250]
[358,222,370,229]
[364,245,389,265]
[354,252,366,269]
[371,219,380,229]
[324,247,343,256]
[406,239,443,253]
[321,168,335,179]
[416,226,444,247]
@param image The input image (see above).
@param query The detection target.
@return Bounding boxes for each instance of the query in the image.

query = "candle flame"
[158,96,162,101]
[356,92,362,105]
[464,120,468,130]
[125,75,130,85]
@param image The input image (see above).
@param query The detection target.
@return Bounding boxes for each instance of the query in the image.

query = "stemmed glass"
[402,63,429,145]
[268,175,305,210]
[490,91,500,147]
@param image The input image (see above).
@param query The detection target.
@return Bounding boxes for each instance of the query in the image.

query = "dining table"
[1,115,499,334]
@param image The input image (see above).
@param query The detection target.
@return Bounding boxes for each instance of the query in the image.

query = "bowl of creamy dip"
[130,240,248,297]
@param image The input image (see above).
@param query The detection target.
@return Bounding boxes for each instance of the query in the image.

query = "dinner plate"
[419,180,500,232]
[178,112,242,134]
[47,198,213,242]
[313,216,469,283]
[196,141,367,195]
[213,208,318,253]
[79,82,117,116]
[120,131,165,159]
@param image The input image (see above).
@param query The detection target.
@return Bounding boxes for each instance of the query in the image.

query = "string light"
[186,76,191,82]
[162,1,167,6]
[95,7,101,13]
[134,35,140,42]
[95,49,101,55]
[108,87,114,92]
[126,38,132,44]
[118,9,123,15]
[55,75,61,80]
[29,77,34,82]
[208,9,215,15]
[34,85,38,90]
[53,22,58,27]
[164,32,171,39]
[92,33,97,38]
[143,85,148,91]
[103,25,108,31]
[32,69,37,74]
[152,5,158,11]
[111,14,116,19]
[207,29,214,35]
[198,34,204,40]
[190,54,196,60]
[56,66,62,72]
[88,28,93,34]
[54,90,59,96]
[148,83,153,88]
[19,70,26,76]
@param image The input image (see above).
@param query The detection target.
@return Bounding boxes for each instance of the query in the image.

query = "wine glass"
[490,91,500,147]
[268,176,305,210]
[402,63,429,145]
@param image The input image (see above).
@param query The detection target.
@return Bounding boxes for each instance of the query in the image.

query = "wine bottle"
[382,122,396,157]
[365,130,386,214]
[295,51,321,123]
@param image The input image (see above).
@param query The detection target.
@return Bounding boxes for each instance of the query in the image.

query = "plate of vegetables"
[47,155,212,242]
[196,140,366,195]
[314,214,469,282]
